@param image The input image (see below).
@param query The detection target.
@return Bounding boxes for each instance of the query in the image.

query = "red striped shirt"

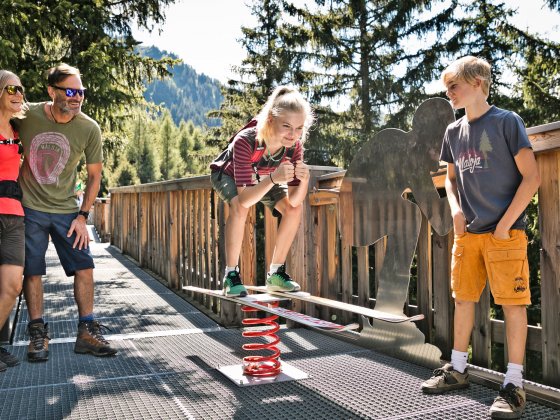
[215,127,303,187]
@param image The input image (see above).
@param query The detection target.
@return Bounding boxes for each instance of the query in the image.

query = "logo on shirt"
[457,129,494,174]
[479,129,493,168]
[29,132,70,184]
[457,152,483,173]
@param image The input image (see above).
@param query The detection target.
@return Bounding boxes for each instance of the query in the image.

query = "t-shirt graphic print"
[29,132,71,185]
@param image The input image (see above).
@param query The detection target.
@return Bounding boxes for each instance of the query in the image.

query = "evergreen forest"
[2,0,558,185]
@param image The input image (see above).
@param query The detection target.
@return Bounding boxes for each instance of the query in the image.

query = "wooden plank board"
[537,151,560,387]
[184,286,359,332]
[245,286,424,323]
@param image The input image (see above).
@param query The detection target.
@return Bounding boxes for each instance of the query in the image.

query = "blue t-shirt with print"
[440,106,532,233]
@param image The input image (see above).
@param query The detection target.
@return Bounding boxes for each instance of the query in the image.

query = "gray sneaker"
[489,383,526,419]
[0,347,19,367]
[421,363,469,394]
[0,359,6,372]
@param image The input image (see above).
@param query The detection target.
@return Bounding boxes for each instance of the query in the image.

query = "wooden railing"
[106,121,560,389]
[92,198,111,242]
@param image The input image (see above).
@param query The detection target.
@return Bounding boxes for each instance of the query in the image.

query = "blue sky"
[133,0,560,83]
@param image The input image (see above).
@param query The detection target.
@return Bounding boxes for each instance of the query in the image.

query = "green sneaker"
[266,265,301,292]
[223,270,247,297]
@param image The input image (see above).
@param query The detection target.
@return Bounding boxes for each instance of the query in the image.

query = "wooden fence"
[106,121,560,389]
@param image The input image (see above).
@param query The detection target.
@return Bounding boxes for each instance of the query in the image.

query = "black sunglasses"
[52,85,86,97]
[4,85,25,95]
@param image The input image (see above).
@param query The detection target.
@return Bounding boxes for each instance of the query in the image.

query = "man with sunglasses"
[14,63,117,362]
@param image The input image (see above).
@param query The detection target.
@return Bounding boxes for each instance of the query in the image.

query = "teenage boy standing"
[421,56,540,419]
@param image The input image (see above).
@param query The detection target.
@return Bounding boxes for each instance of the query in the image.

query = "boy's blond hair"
[442,56,491,97]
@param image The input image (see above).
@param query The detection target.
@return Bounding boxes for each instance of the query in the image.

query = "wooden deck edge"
[468,365,560,410]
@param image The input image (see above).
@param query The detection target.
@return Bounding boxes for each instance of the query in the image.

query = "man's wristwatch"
[78,210,89,219]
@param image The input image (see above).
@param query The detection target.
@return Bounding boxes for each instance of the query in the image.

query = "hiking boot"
[266,265,301,292]
[223,270,247,297]
[27,322,50,362]
[421,363,469,394]
[74,321,118,357]
[489,383,526,419]
[0,347,20,367]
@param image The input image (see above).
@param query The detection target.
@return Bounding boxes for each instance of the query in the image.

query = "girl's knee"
[229,198,249,217]
[283,203,302,218]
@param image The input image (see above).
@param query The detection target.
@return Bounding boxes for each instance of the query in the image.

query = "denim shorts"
[24,207,95,277]
[0,214,25,266]
[210,171,287,214]
[451,230,530,306]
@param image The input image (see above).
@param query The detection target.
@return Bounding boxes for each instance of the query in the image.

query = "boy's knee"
[455,299,475,308]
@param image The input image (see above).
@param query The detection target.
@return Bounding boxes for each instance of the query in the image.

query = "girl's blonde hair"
[0,69,27,118]
[442,56,492,97]
[256,85,314,145]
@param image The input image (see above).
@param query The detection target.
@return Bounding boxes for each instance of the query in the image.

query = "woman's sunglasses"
[52,86,86,97]
[4,85,24,95]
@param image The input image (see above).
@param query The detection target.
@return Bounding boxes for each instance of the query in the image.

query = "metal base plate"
[217,361,308,387]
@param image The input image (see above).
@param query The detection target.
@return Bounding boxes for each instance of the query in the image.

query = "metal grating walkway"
[1,230,559,419]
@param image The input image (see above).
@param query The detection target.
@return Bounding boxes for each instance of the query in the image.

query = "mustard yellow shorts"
[451,229,531,306]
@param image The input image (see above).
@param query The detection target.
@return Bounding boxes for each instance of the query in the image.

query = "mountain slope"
[141,46,223,126]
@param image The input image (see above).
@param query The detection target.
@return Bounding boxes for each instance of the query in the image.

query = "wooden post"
[433,231,454,360]
[167,191,180,290]
[536,150,560,387]
[471,285,492,368]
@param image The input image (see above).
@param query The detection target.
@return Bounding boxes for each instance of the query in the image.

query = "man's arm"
[494,148,540,239]
[67,162,102,249]
[80,163,102,212]
[445,162,466,234]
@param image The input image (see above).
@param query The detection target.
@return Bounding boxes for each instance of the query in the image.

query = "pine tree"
[115,161,140,186]
[158,112,183,180]
[281,0,458,163]
[0,0,180,139]
[442,0,560,125]
[138,137,161,183]
[212,0,304,149]
[178,121,195,163]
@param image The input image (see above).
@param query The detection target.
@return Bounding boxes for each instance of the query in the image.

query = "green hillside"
[140,46,223,127]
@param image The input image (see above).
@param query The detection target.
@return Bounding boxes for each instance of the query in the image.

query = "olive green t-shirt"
[16,102,102,213]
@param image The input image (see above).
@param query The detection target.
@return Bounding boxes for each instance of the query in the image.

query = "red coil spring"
[241,301,282,377]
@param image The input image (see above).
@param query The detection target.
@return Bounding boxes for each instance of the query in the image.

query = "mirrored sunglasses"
[52,85,86,97]
[4,85,25,95]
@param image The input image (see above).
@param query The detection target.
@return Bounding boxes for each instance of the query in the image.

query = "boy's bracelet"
[269,173,278,185]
